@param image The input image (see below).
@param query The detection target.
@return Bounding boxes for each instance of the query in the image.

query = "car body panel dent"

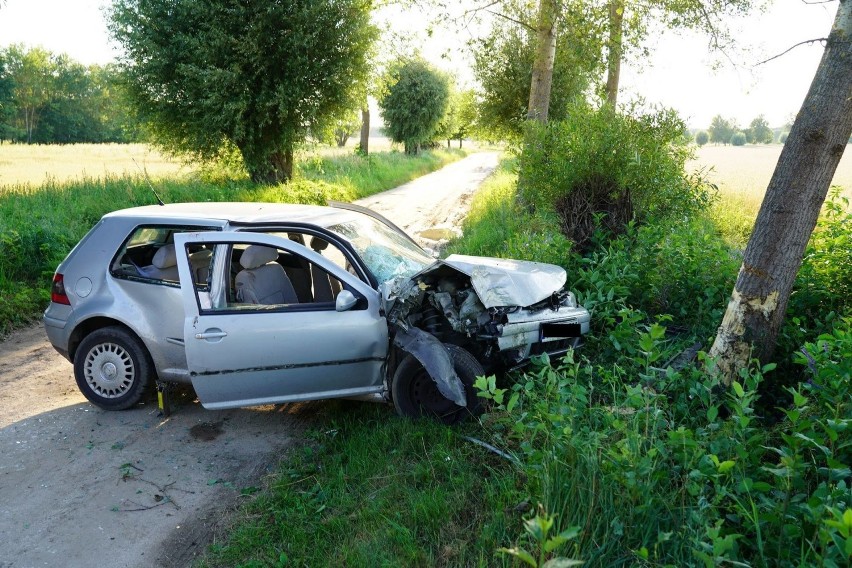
[414,254,567,308]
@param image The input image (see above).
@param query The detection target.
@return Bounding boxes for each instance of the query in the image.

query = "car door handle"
[195,330,228,340]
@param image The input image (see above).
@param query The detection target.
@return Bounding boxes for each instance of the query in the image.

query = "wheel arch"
[69,317,150,365]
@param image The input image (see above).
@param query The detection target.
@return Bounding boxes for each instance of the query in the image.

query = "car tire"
[73,326,153,411]
[392,344,485,425]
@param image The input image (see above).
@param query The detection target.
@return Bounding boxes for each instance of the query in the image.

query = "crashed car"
[43,202,590,423]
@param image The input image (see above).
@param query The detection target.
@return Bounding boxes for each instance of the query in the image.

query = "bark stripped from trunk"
[709,0,852,383]
[359,107,370,155]
[605,0,624,107]
[527,0,558,122]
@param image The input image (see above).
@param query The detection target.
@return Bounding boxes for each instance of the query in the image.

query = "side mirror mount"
[335,290,358,312]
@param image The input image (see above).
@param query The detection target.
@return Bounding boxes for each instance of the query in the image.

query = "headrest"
[189,248,213,262]
[240,245,279,269]
[152,244,177,268]
[310,237,329,252]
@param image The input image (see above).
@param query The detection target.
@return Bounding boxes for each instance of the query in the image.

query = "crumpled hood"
[414,254,567,308]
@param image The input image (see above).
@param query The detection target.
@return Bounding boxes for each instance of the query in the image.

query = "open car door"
[174,231,388,409]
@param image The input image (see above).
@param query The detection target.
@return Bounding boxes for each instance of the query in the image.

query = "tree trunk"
[605,0,624,107]
[709,0,852,384]
[248,147,294,184]
[359,107,370,155]
[527,0,558,122]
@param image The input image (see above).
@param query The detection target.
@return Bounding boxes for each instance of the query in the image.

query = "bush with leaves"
[695,130,709,146]
[730,131,747,146]
[518,104,713,250]
[379,59,449,155]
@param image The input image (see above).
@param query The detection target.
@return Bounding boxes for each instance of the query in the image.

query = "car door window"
[189,241,346,313]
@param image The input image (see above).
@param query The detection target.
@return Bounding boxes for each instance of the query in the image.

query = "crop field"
[688,145,852,246]
[0,143,193,188]
[689,144,852,204]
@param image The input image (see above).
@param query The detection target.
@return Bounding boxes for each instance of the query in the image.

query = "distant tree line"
[0,45,143,144]
[694,114,788,147]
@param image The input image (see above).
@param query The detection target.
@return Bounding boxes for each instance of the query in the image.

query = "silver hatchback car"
[44,202,590,423]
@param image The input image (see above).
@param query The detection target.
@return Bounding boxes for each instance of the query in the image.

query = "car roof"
[102,202,361,228]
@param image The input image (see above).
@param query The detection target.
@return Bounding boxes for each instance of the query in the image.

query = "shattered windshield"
[327,216,433,283]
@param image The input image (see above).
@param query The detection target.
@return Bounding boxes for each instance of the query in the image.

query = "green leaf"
[507,392,520,413]
[541,559,584,568]
[498,547,537,567]
[731,381,745,398]
[707,405,718,422]
[717,460,736,474]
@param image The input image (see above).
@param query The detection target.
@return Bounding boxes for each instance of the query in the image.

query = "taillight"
[51,274,71,305]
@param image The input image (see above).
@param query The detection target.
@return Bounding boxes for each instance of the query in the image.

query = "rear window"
[111,225,219,286]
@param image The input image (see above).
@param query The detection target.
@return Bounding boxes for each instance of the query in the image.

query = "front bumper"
[497,305,591,359]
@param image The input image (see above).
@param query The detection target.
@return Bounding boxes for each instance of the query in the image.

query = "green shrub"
[695,130,709,146]
[518,104,713,250]
[730,131,747,146]
[478,322,852,566]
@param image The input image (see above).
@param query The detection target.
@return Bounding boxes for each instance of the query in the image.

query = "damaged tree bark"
[709,0,852,384]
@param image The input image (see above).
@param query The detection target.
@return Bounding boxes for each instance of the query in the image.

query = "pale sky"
[0,0,838,130]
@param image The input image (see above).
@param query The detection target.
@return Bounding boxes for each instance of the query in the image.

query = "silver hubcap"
[83,342,135,399]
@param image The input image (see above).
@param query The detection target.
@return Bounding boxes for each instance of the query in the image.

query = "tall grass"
[0,148,466,335]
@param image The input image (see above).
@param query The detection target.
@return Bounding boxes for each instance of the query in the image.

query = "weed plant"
[0,148,464,335]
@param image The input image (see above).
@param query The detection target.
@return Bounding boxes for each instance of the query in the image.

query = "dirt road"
[0,151,499,568]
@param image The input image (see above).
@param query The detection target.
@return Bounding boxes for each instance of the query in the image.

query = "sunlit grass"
[0,142,190,188]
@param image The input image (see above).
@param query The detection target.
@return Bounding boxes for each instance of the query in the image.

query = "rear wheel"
[392,344,485,425]
[73,326,153,410]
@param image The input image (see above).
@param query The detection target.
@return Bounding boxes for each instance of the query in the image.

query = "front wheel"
[392,344,485,425]
[73,326,153,410]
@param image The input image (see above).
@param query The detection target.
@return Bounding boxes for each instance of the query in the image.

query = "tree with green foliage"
[454,90,478,148]
[0,50,15,140]
[108,0,376,183]
[748,115,773,144]
[471,1,603,139]
[708,115,736,145]
[379,59,449,154]
[434,86,461,149]
[4,45,53,143]
[695,130,709,146]
[730,131,746,146]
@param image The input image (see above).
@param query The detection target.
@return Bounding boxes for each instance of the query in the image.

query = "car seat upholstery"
[188,248,213,284]
[285,234,314,302]
[309,237,342,302]
[138,244,179,281]
[235,245,298,305]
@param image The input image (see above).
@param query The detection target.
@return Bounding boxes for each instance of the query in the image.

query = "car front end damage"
[381,254,591,404]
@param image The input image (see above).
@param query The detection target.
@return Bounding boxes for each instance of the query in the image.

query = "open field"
[688,144,852,205]
[688,144,852,246]
[0,143,192,187]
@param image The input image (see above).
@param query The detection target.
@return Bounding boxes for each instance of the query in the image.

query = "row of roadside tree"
[0,45,142,144]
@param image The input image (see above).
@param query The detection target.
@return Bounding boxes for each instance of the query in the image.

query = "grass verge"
[200,403,521,568]
[0,148,466,336]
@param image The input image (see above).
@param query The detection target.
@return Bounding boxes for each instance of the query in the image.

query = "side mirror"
[335,290,358,312]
